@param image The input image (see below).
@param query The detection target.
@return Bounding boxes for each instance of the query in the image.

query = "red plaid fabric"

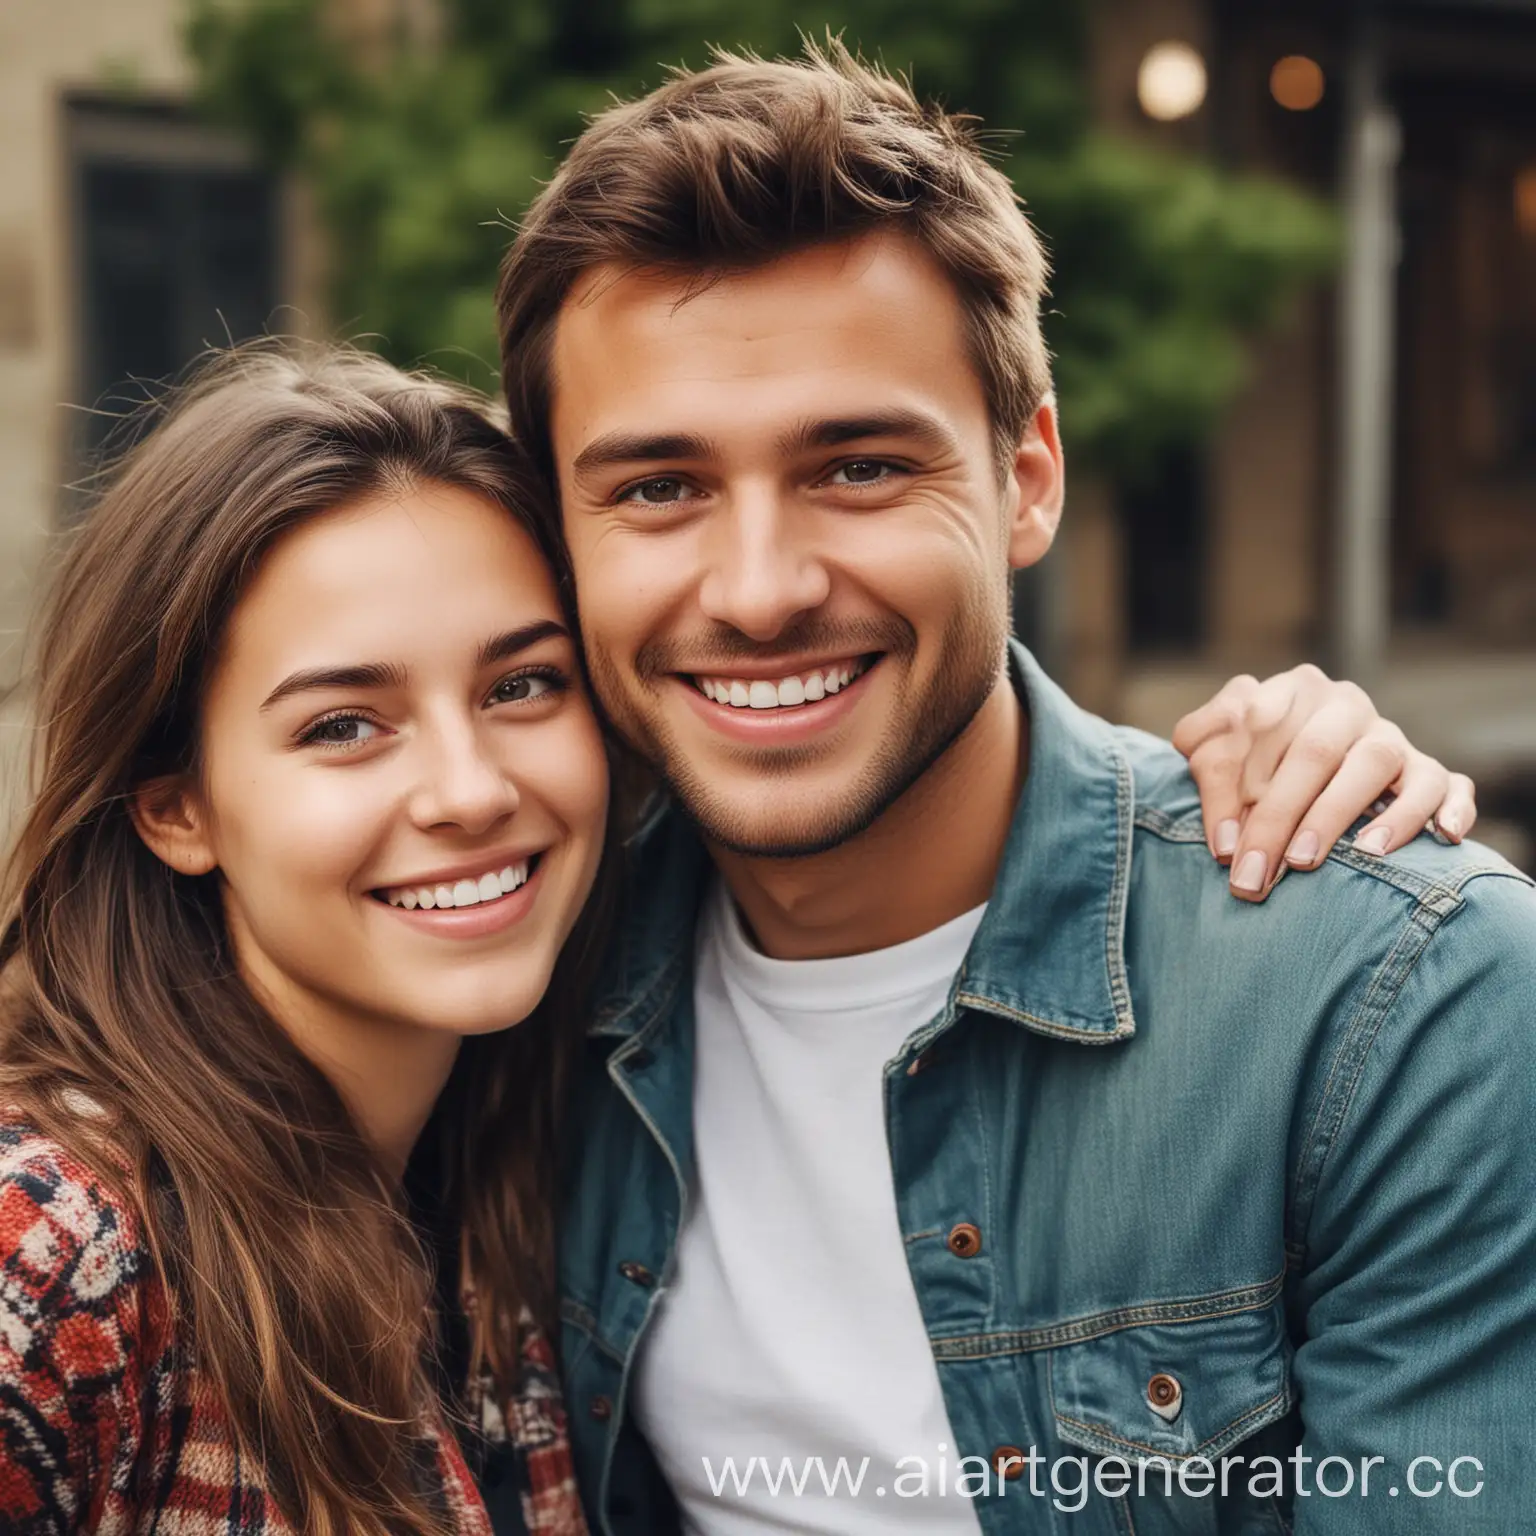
[0,1122,586,1535]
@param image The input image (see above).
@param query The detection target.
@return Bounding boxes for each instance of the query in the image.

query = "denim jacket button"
[1146,1372,1183,1421]
[590,1394,613,1421]
[619,1260,656,1287]
[991,1445,1027,1480]
[947,1222,983,1258]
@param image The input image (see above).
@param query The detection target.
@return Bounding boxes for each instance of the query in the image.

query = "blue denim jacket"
[558,643,1536,1534]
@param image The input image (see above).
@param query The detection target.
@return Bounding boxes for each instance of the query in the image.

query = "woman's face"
[170,481,608,1045]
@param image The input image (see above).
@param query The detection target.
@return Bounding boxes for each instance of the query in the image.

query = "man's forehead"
[561,232,914,315]
[550,234,977,433]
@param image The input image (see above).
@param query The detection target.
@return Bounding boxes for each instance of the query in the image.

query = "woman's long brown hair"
[0,343,617,1535]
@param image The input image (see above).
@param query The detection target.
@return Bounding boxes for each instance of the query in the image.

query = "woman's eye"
[620,477,698,506]
[828,459,895,486]
[489,672,559,705]
[302,716,379,747]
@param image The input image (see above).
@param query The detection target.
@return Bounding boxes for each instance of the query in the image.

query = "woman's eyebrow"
[477,619,570,668]
[259,622,570,712]
[260,661,407,712]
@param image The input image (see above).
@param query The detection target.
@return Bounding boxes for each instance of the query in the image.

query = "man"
[495,43,1534,1534]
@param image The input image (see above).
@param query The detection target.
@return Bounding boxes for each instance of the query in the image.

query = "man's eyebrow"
[259,622,569,712]
[778,410,961,458]
[571,431,719,480]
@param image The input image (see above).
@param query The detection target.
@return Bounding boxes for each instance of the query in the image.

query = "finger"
[1433,774,1478,842]
[1268,725,1412,874]
[1185,737,1247,861]
[1172,674,1258,759]
[1234,672,1315,807]
[1228,717,1408,899]
[1352,750,1454,856]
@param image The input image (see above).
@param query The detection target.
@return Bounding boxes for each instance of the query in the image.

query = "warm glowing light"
[1517,164,1536,241]
[1270,55,1326,112]
[1137,42,1208,123]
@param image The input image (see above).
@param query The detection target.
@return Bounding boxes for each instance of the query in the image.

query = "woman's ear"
[1007,397,1066,572]
[130,775,218,877]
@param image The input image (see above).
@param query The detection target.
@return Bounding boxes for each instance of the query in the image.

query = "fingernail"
[1437,812,1462,840]
[1232,849,1268,893]
[1354,825,1393,857]
[1286,829,1321,868]
[1214,819,1240,859]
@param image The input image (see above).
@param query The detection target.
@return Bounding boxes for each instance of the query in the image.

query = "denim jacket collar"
[589,640,1137,1045]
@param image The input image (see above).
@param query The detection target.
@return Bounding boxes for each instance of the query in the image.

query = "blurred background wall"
[1,0,1533,867]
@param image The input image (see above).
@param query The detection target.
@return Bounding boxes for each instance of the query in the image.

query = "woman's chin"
[386,968,553,1040]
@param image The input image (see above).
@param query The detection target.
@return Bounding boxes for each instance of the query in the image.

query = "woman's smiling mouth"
[368,854,548,939]
[375,857,534,910]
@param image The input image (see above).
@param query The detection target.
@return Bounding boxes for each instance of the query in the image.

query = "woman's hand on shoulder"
[1172,663,1477,902]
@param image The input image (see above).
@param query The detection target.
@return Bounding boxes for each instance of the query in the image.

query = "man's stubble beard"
[585,596,1008,860]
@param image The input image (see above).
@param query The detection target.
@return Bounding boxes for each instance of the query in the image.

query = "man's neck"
[710,661,1027,961]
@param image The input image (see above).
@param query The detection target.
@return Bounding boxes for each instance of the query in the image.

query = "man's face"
[549,233,1061,857]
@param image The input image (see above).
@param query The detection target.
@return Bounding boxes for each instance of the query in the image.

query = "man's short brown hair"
[495,38,1052,481]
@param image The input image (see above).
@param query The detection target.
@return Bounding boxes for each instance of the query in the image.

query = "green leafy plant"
[187,0,1338,480]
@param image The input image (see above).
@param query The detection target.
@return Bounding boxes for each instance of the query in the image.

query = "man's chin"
[662,769,892,860]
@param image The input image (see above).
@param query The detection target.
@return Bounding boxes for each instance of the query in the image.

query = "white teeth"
[384,860,531,911]
[700,660,869,709]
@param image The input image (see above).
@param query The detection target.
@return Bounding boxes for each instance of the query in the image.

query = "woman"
[0,343,1474,1535]
[0,347,607,1535]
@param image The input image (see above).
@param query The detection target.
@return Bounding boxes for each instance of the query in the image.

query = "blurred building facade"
[1069,0,1536,865]
[1,0,1532,859]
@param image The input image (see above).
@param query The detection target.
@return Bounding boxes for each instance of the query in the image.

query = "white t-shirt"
[632,880,988,1534]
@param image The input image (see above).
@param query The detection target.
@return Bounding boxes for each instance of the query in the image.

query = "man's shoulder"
[1113,720,1534,924]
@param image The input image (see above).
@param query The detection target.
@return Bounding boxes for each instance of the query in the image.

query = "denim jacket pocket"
[1048,1302,1296,1534]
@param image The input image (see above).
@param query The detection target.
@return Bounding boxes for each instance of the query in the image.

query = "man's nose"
[409,717,521,835]
[696,494,832,641]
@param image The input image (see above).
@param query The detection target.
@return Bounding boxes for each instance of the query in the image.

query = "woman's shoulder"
[0,1115,163,1357]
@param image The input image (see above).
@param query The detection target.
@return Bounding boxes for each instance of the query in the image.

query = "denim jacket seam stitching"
[929,1270,1285,1356]
[1289,906,1445,1255]
[1105,746,1137,1033]
[953,994,1134,1043]
[1052,1388,1289,1464]
[965,1044,1000,1323]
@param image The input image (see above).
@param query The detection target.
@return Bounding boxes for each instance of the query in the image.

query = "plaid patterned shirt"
[0,1122,587,1535]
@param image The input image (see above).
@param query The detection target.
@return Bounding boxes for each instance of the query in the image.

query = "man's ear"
[1006,397,1066,572]
[130,775,218,877]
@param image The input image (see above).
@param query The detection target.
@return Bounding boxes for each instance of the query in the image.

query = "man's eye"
[827,460,895,486]
[620,477,698,506]
[300,715,380,748]
[488,672,562,705]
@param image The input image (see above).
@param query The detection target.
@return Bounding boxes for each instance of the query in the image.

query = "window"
[66,97,279,492]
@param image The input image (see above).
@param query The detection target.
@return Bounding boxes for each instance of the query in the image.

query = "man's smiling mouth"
[689,654,879,710]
